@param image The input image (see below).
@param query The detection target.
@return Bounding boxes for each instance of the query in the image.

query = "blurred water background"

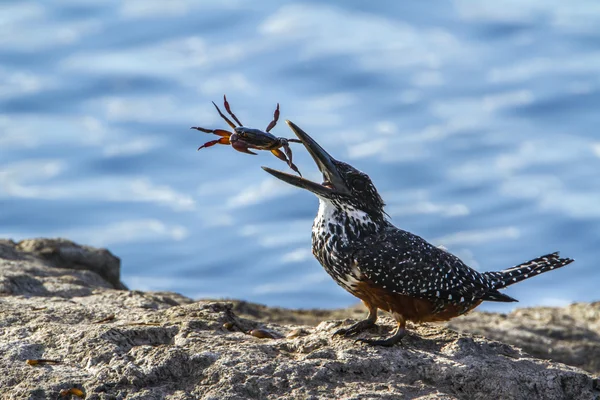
[1,1,599,311]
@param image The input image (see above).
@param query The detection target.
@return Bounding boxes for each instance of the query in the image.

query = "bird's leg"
[265,103,280,132]
[356,312,406,347]
[333,301,377,337]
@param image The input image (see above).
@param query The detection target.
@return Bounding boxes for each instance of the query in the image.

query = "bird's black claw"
[354,337,401,347]
[332,319,376,338]
[332,327,352,337]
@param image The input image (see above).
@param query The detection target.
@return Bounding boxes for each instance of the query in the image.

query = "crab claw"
[231,139,257,155]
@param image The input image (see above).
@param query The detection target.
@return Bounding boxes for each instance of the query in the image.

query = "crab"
[191,95,303,176]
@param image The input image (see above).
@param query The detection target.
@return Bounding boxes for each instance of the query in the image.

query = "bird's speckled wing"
[350,226,494,305]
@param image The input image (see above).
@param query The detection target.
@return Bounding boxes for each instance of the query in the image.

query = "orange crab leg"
[270,148,288,164]
[271,148,302,176]
[198,136,230,150]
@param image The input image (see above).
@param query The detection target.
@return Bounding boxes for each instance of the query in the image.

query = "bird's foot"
[355,327,406,347]
[355,337,402,347]
[333,319,376,337]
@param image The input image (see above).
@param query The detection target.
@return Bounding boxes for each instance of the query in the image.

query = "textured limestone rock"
[0,238,598,399]
[448,303,600,375]
[228,300,600,376]
[14,238,126,290]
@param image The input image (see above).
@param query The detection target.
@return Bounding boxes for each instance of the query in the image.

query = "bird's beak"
[262,121,350,196]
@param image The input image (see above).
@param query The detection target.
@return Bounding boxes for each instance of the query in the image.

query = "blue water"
[1,1,599,312]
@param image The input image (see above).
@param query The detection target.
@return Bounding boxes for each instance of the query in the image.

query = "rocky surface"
[229,300,600,376]
[1,238,598,399]
[448,303,600,376]
[0,238,126,293]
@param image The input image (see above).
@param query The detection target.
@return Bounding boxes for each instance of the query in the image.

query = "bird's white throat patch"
[313,197,375,240]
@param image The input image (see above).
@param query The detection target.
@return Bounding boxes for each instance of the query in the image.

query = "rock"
[0,238,124,298]
[15,238,126,290]
[0,238,598,399]
[448,303,600,375]
[224,300,600,376]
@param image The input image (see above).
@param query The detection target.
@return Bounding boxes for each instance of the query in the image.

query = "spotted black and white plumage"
[263,122,575,345]
[310,160,574,318]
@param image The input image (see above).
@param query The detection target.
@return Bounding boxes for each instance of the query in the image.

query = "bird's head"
[262,121,386,221]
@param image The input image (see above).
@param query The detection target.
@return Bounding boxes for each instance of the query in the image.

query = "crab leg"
[190,127,232,137]
[282,144,302,176]
[265,103,280,132]
[271,148,302,176]
[198,136,230,150]
[223,95,244,127]
[211,101,238,130]
[282,144,295,166]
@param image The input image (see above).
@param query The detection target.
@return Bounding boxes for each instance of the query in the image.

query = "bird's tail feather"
[484,252,574,290]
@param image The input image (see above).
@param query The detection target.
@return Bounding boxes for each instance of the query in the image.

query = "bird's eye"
[350,175,366,191]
